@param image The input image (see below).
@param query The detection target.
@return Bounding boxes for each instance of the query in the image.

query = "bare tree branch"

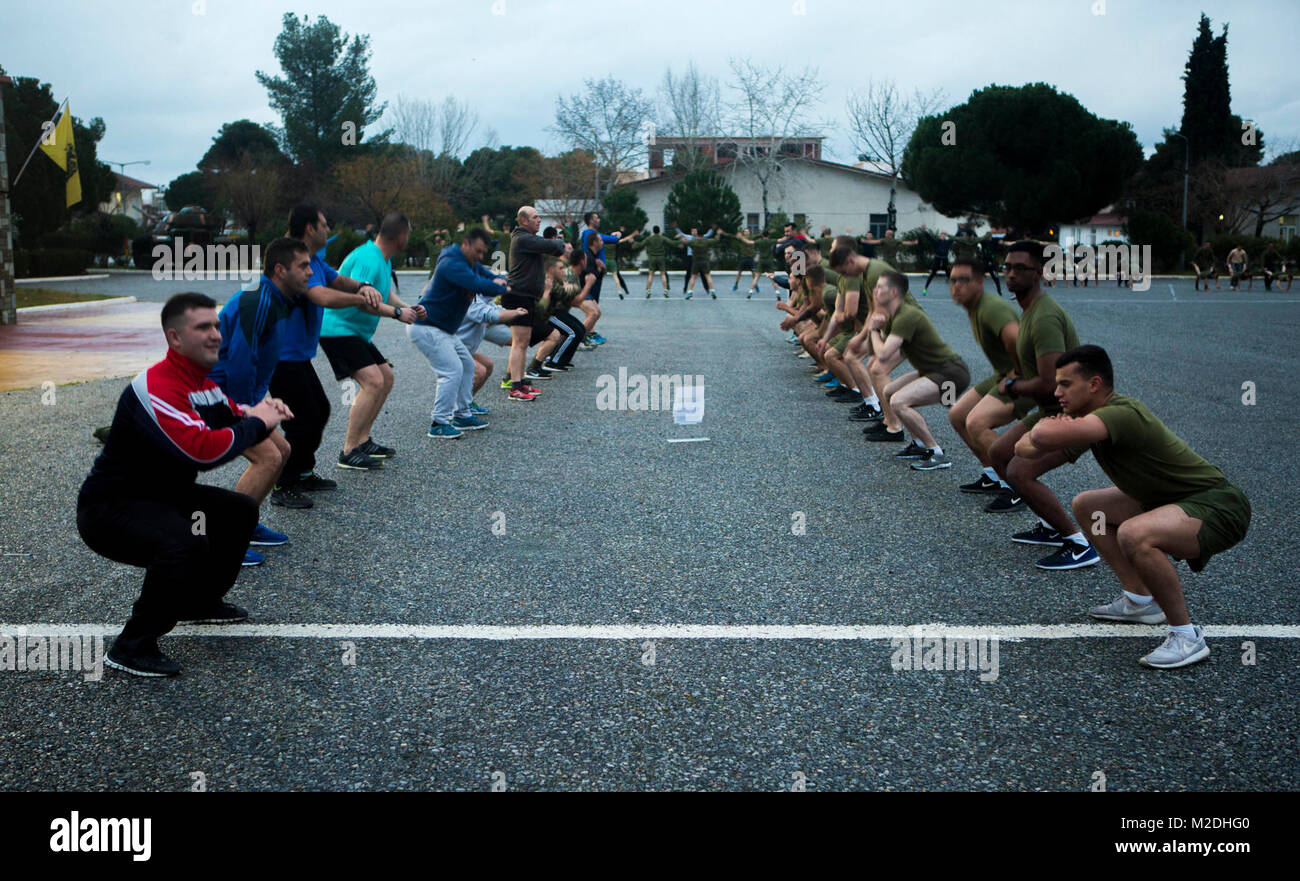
[551,76,654,198]
[724,59,827,227]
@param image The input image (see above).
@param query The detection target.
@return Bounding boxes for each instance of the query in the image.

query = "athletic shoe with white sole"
[427,422,464,439]
[1089,595,1168,624]
[105,639,180,677]
[338,448,383,470]
[249,523,288,546]
[178,601,250,625]
[1035,540,1101,570]
[359,438,396,458]
[1139,626,1210,669]
[983,490,1025,513]
[910,449,952,470]
[894,441,928,460]
[452,414,489,431]
[959,474,1003,494]
[1011,523,1063,546]
[242,548,265,566]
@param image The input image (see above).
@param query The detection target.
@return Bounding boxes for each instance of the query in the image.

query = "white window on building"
[869,213,889,237]
[746,213,759,233]
[1280,215,1297,243]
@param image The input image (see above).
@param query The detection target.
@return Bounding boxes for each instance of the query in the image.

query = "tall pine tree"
[1179,14,1262,167]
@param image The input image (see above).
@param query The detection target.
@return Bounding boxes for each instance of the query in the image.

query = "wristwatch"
[1005,378,1017,396]
[393,306,403,320]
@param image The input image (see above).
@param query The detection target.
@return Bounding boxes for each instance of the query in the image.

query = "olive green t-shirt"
[1088,395,1230,509]
[640,233,668,259]
[690,237,712,265]
[1016,293,1079,412]
[876,238,902,265]
[968,292,1020,376]
[884,301,961,375]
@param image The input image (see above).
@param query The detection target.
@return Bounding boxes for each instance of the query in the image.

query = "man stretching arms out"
[1015,344,1250,668]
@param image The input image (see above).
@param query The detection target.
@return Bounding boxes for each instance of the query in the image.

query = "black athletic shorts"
[588,271,605,304]
[500,293,536,326]
[319,335,386,380]
[738,256,756,271]
[529,314,554,346]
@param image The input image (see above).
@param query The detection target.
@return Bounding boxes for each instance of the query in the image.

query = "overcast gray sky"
[4,0,1297,190]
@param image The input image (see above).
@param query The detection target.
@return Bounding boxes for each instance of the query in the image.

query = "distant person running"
[1016,344,1250,668]
[78,292,292,677]
[319,213,425,471]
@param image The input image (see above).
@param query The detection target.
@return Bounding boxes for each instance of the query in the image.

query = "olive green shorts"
[1169,482,1251,572]
[976,374,1037,417]
[829,331,852,354]
[647,257,666,273]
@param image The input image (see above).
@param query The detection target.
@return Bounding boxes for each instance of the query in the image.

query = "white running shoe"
[1089,594,1167,624]
[1139,626,1210,669]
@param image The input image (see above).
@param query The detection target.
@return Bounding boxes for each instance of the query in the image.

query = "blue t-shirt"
[321,241,391,341]
[279,254,337,361]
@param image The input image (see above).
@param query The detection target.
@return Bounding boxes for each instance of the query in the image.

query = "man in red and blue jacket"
[77,292,294,677]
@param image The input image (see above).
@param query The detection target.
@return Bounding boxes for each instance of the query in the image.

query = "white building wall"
[628,161,974,236]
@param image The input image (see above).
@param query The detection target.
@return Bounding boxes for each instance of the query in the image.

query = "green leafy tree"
[901,83,1142,235]
[600,186,647,233]
[163,171,216,211]
[199,119,287,171]
[1180,14,1262,168]
[1,67,114,245]
[663,169,742,233]
[456,145,543,219]
[255,13,389,173]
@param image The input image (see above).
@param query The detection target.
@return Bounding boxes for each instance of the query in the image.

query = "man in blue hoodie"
[207,236,311,563]
[410,228,510,438]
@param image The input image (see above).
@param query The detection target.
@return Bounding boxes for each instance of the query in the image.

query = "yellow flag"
[38,106,82,207]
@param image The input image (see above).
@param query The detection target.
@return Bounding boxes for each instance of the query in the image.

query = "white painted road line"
[3,623,1298,639]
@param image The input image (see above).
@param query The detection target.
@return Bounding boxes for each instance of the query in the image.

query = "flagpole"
[10,97,68,188]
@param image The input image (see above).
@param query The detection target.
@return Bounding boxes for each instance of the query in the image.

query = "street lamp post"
[105,159,150,217]
[1169,132,1189,272]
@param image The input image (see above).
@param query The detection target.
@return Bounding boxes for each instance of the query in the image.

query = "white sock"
[864,394,880,408]
[929,445,943,456]
[1064,531,1087,545]
[1169,624,1197,638]
[983,466,998,481]
[851,387,860,394]
[1123,590,1154,606]
[999,479,1012,489]
[1039,517,1054,530]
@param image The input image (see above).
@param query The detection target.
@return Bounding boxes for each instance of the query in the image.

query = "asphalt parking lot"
[0,274,1296,791]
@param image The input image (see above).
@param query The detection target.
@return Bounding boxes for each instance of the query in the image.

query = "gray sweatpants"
[408,323,475,424]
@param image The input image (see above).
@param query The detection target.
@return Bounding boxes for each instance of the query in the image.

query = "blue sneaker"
[813,371,832,384]
[822,377,841,390]
[468,401,490,415]
[1035,540,1101,571]
[590,333,607,344]
[242,548,265,567]
[249,523,288,546]
[452,414,489,431]
[427,422,464,439]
